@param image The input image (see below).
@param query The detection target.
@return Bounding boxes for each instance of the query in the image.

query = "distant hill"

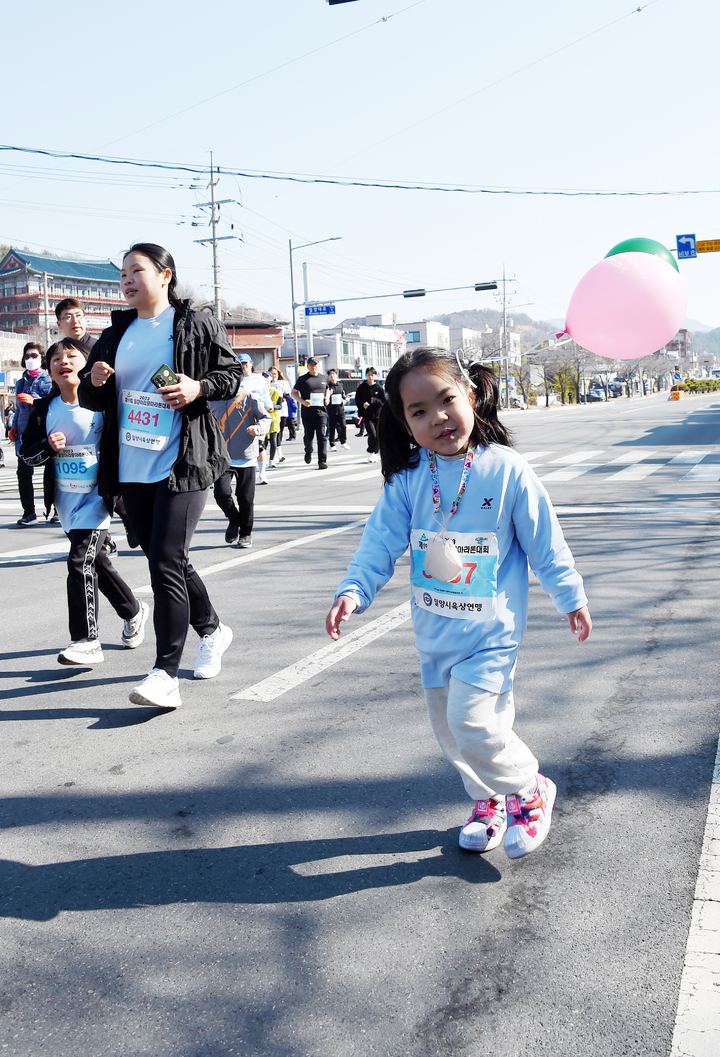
[432,308,555,347]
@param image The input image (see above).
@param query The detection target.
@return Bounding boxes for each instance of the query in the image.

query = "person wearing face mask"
[9,344,53,526]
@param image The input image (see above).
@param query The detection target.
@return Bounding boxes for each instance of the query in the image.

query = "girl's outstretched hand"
[567,606,592,642]
[326,594,358,640]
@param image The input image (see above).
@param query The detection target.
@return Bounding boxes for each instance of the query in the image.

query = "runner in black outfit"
[326,368,349,451]
[292,358,330,469]
[354,367,386,463]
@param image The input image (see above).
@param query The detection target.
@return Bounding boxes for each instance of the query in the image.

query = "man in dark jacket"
[354,367,386,463]
[56,298,97,354]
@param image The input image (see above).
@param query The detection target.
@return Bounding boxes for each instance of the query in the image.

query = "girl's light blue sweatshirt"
[335,444,587,693]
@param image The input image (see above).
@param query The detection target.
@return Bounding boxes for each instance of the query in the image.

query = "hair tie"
[455,348,477,389]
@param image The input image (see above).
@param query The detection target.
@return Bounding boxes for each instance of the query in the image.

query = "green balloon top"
[605,237,679,272]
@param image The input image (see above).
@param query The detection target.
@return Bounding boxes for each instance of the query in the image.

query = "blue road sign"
[676,234,697,259]
[0,371,5,388]
[305,304,336,316]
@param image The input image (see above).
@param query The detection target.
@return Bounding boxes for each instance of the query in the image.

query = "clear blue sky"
[2,0,719,328]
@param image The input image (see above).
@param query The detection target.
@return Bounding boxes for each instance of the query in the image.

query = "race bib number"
[121,389,174,451]
[309,392,325,407]
[410,529,498,620]
[331,393,343,405]
[54,445,98,493]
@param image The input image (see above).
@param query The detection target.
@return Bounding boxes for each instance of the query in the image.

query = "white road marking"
[609,449,658,464]
[331,469,382,484]
[254,504,376,514]
[605,463,662,482]
[550,449,604,464]
[537,464,601,482]
[669,451,711,465]
[520,451,554,463]
[231,601,412,702]
[681,465,720,482]
[132,518,367,594]
[670,735,720,1057]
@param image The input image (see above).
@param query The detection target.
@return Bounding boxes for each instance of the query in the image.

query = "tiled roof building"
[0,248,123,336]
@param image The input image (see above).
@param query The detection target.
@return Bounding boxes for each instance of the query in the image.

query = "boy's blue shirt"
[336,444,587,692]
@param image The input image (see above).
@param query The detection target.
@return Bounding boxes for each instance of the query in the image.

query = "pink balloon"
[565,252,687,360]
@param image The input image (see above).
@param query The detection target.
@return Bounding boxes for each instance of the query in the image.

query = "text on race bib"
[410,529,499,621]
[120,389,174,451]
[54,445,98,493]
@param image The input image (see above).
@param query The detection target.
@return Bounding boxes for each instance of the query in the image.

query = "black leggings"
[120,480,218,677]
[66,528,138,641]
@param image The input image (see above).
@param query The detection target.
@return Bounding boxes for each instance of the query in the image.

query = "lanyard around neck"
[428,447,474,526]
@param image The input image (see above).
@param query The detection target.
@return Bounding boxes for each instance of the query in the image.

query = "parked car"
[509,394,528,410]
[587,388,607,402]
[344,396,359,425]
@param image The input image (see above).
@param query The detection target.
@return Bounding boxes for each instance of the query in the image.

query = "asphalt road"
[1,393,718,1057]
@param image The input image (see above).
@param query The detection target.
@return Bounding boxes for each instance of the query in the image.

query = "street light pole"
[288,236,342,374]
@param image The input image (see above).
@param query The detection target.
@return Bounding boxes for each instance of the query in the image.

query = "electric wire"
[0,143,711,197]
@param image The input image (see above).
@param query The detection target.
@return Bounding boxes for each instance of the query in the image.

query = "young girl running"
[326,348,592,859]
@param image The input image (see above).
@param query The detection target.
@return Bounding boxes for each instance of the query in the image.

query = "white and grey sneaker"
[341,443,350,450]
[237,535,253,549]
[122,600,149,649]
[129,668,181,710]
[194,623,233,679]
[58,638,104,666]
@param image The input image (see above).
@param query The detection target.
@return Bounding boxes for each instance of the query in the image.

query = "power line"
[0,144,714,197]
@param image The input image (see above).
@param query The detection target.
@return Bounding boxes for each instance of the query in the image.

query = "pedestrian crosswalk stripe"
[605,463,662,482]
[537,465,602,482]
[550,449,604,464]
[608,450,658,464]
[669,451,710,465]
[681,465,720,481]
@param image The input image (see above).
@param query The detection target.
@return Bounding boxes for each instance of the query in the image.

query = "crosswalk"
[528,448,720,484]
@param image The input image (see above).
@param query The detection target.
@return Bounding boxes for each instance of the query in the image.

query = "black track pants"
[66,528,138,642]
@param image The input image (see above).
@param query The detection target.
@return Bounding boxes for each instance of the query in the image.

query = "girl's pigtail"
[378,401,421,483]
[467,362,513,449]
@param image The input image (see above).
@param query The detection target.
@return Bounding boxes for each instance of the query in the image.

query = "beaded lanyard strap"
[428,447,475,529]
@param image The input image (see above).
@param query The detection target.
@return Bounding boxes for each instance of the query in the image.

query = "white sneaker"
[122,600,149,649]
[129,668,181,709]
[329,445,337,452]
[58,638,104,666]
[194,623,233,679]
[366,453,374,462]
[341,443,350,450]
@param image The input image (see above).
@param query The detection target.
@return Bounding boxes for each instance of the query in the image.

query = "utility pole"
[194,153,235,319]
[501,264,509,410]
[42,272,50,348]
[303,262,314,362]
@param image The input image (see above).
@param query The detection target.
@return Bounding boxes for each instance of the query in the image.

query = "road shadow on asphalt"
[0,829,501,920]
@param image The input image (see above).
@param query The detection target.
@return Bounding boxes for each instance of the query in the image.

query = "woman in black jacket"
[78,243,242,710]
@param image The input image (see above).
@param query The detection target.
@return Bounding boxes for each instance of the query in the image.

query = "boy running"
[19,339,148,665]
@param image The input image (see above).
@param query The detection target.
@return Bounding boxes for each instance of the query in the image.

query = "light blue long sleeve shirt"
[335,444,587,692]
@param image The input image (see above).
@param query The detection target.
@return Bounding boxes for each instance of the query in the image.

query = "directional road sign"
[676,234,697,259]
[305,304,336,316]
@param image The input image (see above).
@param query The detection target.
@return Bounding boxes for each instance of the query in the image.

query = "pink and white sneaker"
[459,797,507,852]
[504,774,557,859]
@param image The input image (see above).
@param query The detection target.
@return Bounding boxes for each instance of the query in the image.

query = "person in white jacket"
[327,347,592,860]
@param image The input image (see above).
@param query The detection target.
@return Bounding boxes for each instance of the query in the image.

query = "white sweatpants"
[424,677,539,801]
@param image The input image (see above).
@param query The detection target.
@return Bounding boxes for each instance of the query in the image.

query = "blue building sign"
[305,304,336,316]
